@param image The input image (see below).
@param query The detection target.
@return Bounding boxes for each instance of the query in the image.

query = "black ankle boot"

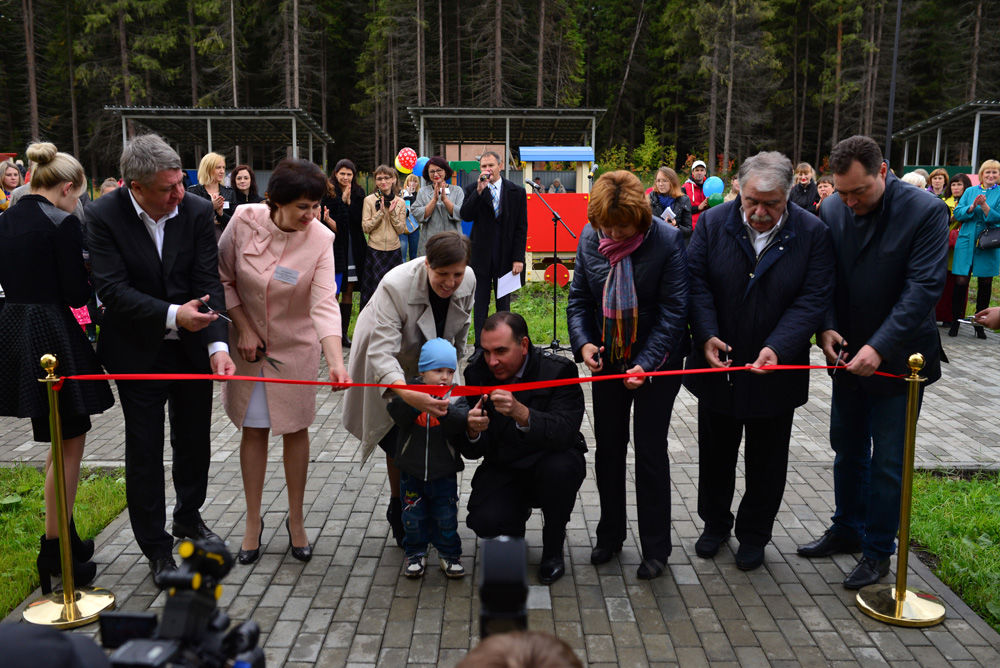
[70,517,95,562]
[948,321,960,337]
[976,325,987,339]
[340,303,352,348]
[386,499,404,548]
[36,536,96,594]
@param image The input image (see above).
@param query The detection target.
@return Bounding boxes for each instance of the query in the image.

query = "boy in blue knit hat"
[387,338,468,578]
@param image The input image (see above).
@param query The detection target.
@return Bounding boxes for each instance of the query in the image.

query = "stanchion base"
[857,584,945,627]
[22,586,116,628]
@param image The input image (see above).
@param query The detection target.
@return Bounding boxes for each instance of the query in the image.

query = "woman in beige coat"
[343,231,475,546]
[359,164,408,309]
[219,158,350,565]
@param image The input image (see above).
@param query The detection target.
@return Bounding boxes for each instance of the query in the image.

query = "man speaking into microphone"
[460,151,528,349]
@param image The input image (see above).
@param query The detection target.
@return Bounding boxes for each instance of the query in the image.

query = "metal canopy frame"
[892,100,1000,168]
[407,107,605,178]
[106,106,335,166]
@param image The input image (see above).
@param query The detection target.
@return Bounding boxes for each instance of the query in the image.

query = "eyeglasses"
[428,168,445,175]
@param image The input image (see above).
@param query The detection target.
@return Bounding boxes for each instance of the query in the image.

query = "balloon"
[412,156,430,179]
[397,147,417,170]
[703,175,724,197]
[706,193,725,208]
[394,156,412,174]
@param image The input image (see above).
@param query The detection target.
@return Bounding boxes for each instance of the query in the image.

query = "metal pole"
[505,117,511,179]
[915,134,921,165]
[971,112,982,170]
[207,118,213,154]
[292,119,298,158]
[121,117,127,147]
[934,128,942,165]
[903,140,909,167]
[857,353,945,627]
[23,355,115,628]
[309,133,313,163]
[884,0,903,164]
[419,115,425,159]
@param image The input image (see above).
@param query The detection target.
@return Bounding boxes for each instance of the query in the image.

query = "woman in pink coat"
[219,158,350,564]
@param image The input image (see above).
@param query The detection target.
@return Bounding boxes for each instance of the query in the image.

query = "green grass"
[910,470,1000,632]
[0,465,127,619]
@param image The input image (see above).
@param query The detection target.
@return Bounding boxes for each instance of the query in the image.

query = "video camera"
[478,536,529,638]
[100,537,265,668]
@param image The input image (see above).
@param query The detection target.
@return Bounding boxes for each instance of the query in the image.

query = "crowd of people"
[0,132,986,601]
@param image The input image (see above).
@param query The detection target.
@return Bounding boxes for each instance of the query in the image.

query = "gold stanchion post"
[22,354,115,628]
[856,353,946,627]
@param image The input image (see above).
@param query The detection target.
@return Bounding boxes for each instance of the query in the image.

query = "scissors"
[197,297,232,324]
[255,346,283,372]
[441,383,456,400]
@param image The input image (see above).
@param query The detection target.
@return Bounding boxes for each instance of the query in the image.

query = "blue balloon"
[413,157,430,179]
[703,176,724,197]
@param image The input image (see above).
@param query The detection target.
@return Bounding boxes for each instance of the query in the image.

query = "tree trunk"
[455,8,461,105]
[707,31,719,174]
[722,0,736,174]
[493,0,502,106]
[67,2,79,157]
[416,0,425,106]
[866,0,884,136]
[792,1,799,164]
[22,0,38,139]
[438,0,444,105]
[320,23,327,131]
[283,5,291,108]
[796,9,810,163]
[188,2,198,105]
[606,1,646,145]
[292,0,300,108]
[118,8,134,136]
[390,35,398,155]
[831,19,843,146]
[968,0,982,100]
[230,0,238,107]
[536,0,546,107]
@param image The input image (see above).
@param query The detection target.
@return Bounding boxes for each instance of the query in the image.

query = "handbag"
[976,225,1000,250]
[403,200,419,234]
[948,226,960,249]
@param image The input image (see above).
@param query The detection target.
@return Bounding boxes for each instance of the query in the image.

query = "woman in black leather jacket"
[567,170,689,580]
[648,167,692,242]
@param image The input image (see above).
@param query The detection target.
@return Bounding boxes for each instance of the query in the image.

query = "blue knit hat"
[418,338,457,372]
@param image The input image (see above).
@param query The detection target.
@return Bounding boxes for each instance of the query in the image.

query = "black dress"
[0,195,114,440]
[187,183,236,236]
[323,184,365,282]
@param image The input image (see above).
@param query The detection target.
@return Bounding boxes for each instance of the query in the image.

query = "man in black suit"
[459,151,528,347]
[86,134,235,586]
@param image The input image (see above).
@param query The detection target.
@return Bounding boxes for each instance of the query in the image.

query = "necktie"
[491,183,500,217]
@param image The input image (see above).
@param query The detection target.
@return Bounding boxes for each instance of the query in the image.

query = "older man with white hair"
[684,151,835,571]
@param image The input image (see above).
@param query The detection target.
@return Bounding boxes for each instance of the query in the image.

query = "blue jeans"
[399,229,420,262]
[830,384,921,560]
[400,473,461,560]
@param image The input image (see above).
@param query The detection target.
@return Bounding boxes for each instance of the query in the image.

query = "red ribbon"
[59,364,906,397]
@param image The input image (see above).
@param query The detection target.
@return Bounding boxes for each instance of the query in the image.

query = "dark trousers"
[466,449,585,559]
[116,341,213,559]
[697,405,794,547]
[472,262,511,347]
[592,373,681,562]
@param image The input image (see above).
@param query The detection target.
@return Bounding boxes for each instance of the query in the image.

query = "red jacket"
[683,179,707,227]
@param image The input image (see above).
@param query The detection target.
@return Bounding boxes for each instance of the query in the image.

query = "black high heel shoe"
[36,535,96,595]
[70,517,95,562]
[237,519,265,565]
[285,518,312,562]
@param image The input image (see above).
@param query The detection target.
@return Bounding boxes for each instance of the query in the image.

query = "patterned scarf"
[598,232,644,363]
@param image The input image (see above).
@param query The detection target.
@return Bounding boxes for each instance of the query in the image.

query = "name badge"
[273,266,299,285]
[223,201,230,210]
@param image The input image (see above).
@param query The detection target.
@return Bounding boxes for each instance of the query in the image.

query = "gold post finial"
[907,353,924,378]
[40,354,58,380]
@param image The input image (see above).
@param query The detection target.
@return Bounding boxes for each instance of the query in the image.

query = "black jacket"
[186,183,236,231]
[789,181,820,215]
[85,187,227,373]
[567,219,690,373]
[820,168,949,394]
[684,199,835,418]
[649,191,693,241]
[387,378,467,481]
[458,346,586,469]
[459,177,528,274]
[323,184,364,277]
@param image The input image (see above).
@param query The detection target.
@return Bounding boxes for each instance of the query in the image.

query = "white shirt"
[741,208,787,257]
[127,189,228,357]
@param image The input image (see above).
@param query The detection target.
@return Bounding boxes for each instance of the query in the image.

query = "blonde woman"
[187,152,235,235]
[0,159,23,210]
[400,173,422,261]
[0,143,114,592]
[359,164,408,308]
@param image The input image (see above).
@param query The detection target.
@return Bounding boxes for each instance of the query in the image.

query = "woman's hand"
[623,364,645,390]
[975,306,1000,329]
[323,213,337,232]
[328,361,351,389]
[580,343,604,373]
[439,185,450,203]
[237,327,264,363]
[388,197,400,211]
[212,194,225,213]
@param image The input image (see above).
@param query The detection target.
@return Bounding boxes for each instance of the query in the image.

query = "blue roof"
[519,146,595,162]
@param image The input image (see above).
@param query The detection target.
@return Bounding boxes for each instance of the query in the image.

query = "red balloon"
[397,147,417,170]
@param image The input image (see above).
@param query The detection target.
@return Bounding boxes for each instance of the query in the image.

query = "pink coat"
[218,203,340,434]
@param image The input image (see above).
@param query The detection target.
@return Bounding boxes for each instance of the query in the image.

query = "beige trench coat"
[218,203,341,435]
[342,257,474,461]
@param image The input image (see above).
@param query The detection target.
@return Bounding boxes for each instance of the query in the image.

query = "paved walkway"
[4,327,1000,666]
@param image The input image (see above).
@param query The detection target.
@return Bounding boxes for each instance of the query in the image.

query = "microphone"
[588,164,599,179]
[525,179,539,189]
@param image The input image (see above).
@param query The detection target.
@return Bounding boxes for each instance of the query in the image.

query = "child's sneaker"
[439,556,465,578]
[404,555,426,578]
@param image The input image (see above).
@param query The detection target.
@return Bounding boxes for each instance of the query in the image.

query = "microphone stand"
[526,181,575,352]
